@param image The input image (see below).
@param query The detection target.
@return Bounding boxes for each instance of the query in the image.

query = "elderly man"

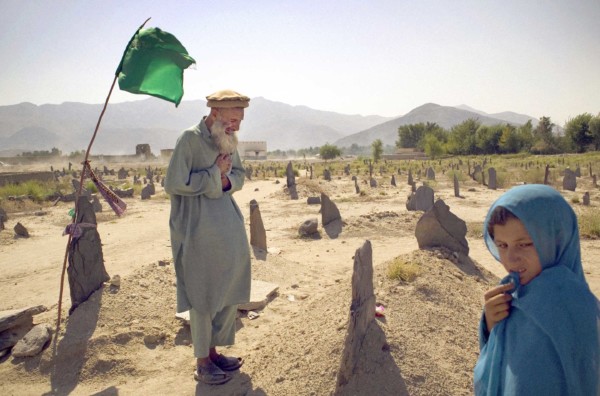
[164,89,251,385]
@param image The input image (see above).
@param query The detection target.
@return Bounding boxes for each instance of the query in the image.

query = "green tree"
[499,124,520,153]
[319,144,341,160]
[423,134,445,159]
[371,139,383,162]
[590,113,600,150]
[531,116,558,154]
[397,123,425,148]
[516,120,534,152]
[446,118,480,155]
[475,124,503,154]
[565,113,594,153]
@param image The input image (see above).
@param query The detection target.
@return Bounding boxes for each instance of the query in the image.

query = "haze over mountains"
[0,98,539,156]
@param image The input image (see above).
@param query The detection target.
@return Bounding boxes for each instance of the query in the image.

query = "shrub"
[577,208,600,239]
[386,257,420,282]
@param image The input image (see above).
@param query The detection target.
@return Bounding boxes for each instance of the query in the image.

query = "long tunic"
[164,118,251,315]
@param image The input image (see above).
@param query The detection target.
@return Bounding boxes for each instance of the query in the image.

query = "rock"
[299,218,319,237]
[286,162,295,188]
[583,192,590,206]
[0,321,33,352]
[307,197,321,205]
[12,324,52,357]
[0,306,46,333]
[415,199,469,257]
[141,184,153,200]
[114,188,134,198]
[453,174,460,197]
[249,200,267,251]
[321,193,341,226]
[369,178,377,188]
[336,240,376,391]
[426,167,435,180]
[67,196,110,314]
[0,206,7,223]
[563,169,577,191]
[406,185,434,212]
[238,279,280,311]
[14,222,29,238]
[488,167,497,190]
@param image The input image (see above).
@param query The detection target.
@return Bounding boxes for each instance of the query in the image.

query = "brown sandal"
[194,361,231,384]
[213,354,244,371]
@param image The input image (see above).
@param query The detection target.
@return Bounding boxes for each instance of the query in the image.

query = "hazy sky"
[1,0,599,126]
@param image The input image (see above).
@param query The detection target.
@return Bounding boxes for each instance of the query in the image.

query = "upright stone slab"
[249,199,267,251]
[414,185,435,212]
[354,179,360,194]
[473,165,483,182]
[415,199,469,257]
[245,166,252,181]
[117,167,129,180]
[286,162,295,188]
[91,195,103,212]
[407,169,413,185]
[453,174,460,197]
[67,196,110,314]
[563,169,577,191]
[323,169,331,181]
[321,193,341,226]
[575,166,581,177]
[390,175,396,187]
[336,240,375,391]
[369,178,377,188]
[544,165,550,185]
[14,222,29,238]
[583,192,590,206]
[426,167,435,180]
[141,184,153,200]
[488,168,497,190]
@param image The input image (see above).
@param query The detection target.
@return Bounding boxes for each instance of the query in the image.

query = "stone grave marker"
[488,168,497,190]
[563,169,577,191]
[321,193,341,226]
[67,196,110,314]
[249,199,267,251]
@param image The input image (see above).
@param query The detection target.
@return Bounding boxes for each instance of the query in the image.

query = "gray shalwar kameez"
[164,118,251,354]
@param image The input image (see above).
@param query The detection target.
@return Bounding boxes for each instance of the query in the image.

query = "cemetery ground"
[0,154,599,395]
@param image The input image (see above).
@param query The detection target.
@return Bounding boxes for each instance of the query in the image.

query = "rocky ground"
[0,160,599,395]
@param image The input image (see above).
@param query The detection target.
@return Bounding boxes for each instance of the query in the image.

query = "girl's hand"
[483,283,514,332]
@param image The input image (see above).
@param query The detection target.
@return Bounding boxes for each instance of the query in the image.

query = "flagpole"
[54,16,152,339]
[55,74,118,335]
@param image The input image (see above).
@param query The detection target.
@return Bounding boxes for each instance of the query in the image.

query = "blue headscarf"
[474,184,599,395]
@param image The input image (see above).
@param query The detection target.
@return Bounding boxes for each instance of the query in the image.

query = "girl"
[474,184,599,395]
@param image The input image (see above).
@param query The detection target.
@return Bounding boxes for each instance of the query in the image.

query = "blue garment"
[474,184,599,395]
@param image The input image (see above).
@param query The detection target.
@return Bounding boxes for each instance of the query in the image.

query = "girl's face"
[493,217,542,285]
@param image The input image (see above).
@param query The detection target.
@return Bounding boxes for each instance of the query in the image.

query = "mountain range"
[0,98,539,155]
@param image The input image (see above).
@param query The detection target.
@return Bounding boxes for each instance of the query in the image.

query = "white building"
[237,141,267,160]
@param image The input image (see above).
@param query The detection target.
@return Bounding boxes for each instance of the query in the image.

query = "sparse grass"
[0,180,51,202]
[467,222,485,239]
[577,207,600,239]
[386,257,420,282]
[571,196,580,204]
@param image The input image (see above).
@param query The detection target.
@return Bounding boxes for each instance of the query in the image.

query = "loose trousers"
[189,305,237,358]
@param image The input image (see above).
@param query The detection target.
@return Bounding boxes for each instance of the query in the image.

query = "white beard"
[211,120,238,154]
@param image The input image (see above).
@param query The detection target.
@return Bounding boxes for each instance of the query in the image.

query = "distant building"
[237,141,267,160]
[161,149,174,158]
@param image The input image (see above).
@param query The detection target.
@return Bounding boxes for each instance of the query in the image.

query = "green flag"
[116,27,195,107]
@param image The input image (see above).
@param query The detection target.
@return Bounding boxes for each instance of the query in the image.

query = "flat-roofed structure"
[238,141,267,160]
